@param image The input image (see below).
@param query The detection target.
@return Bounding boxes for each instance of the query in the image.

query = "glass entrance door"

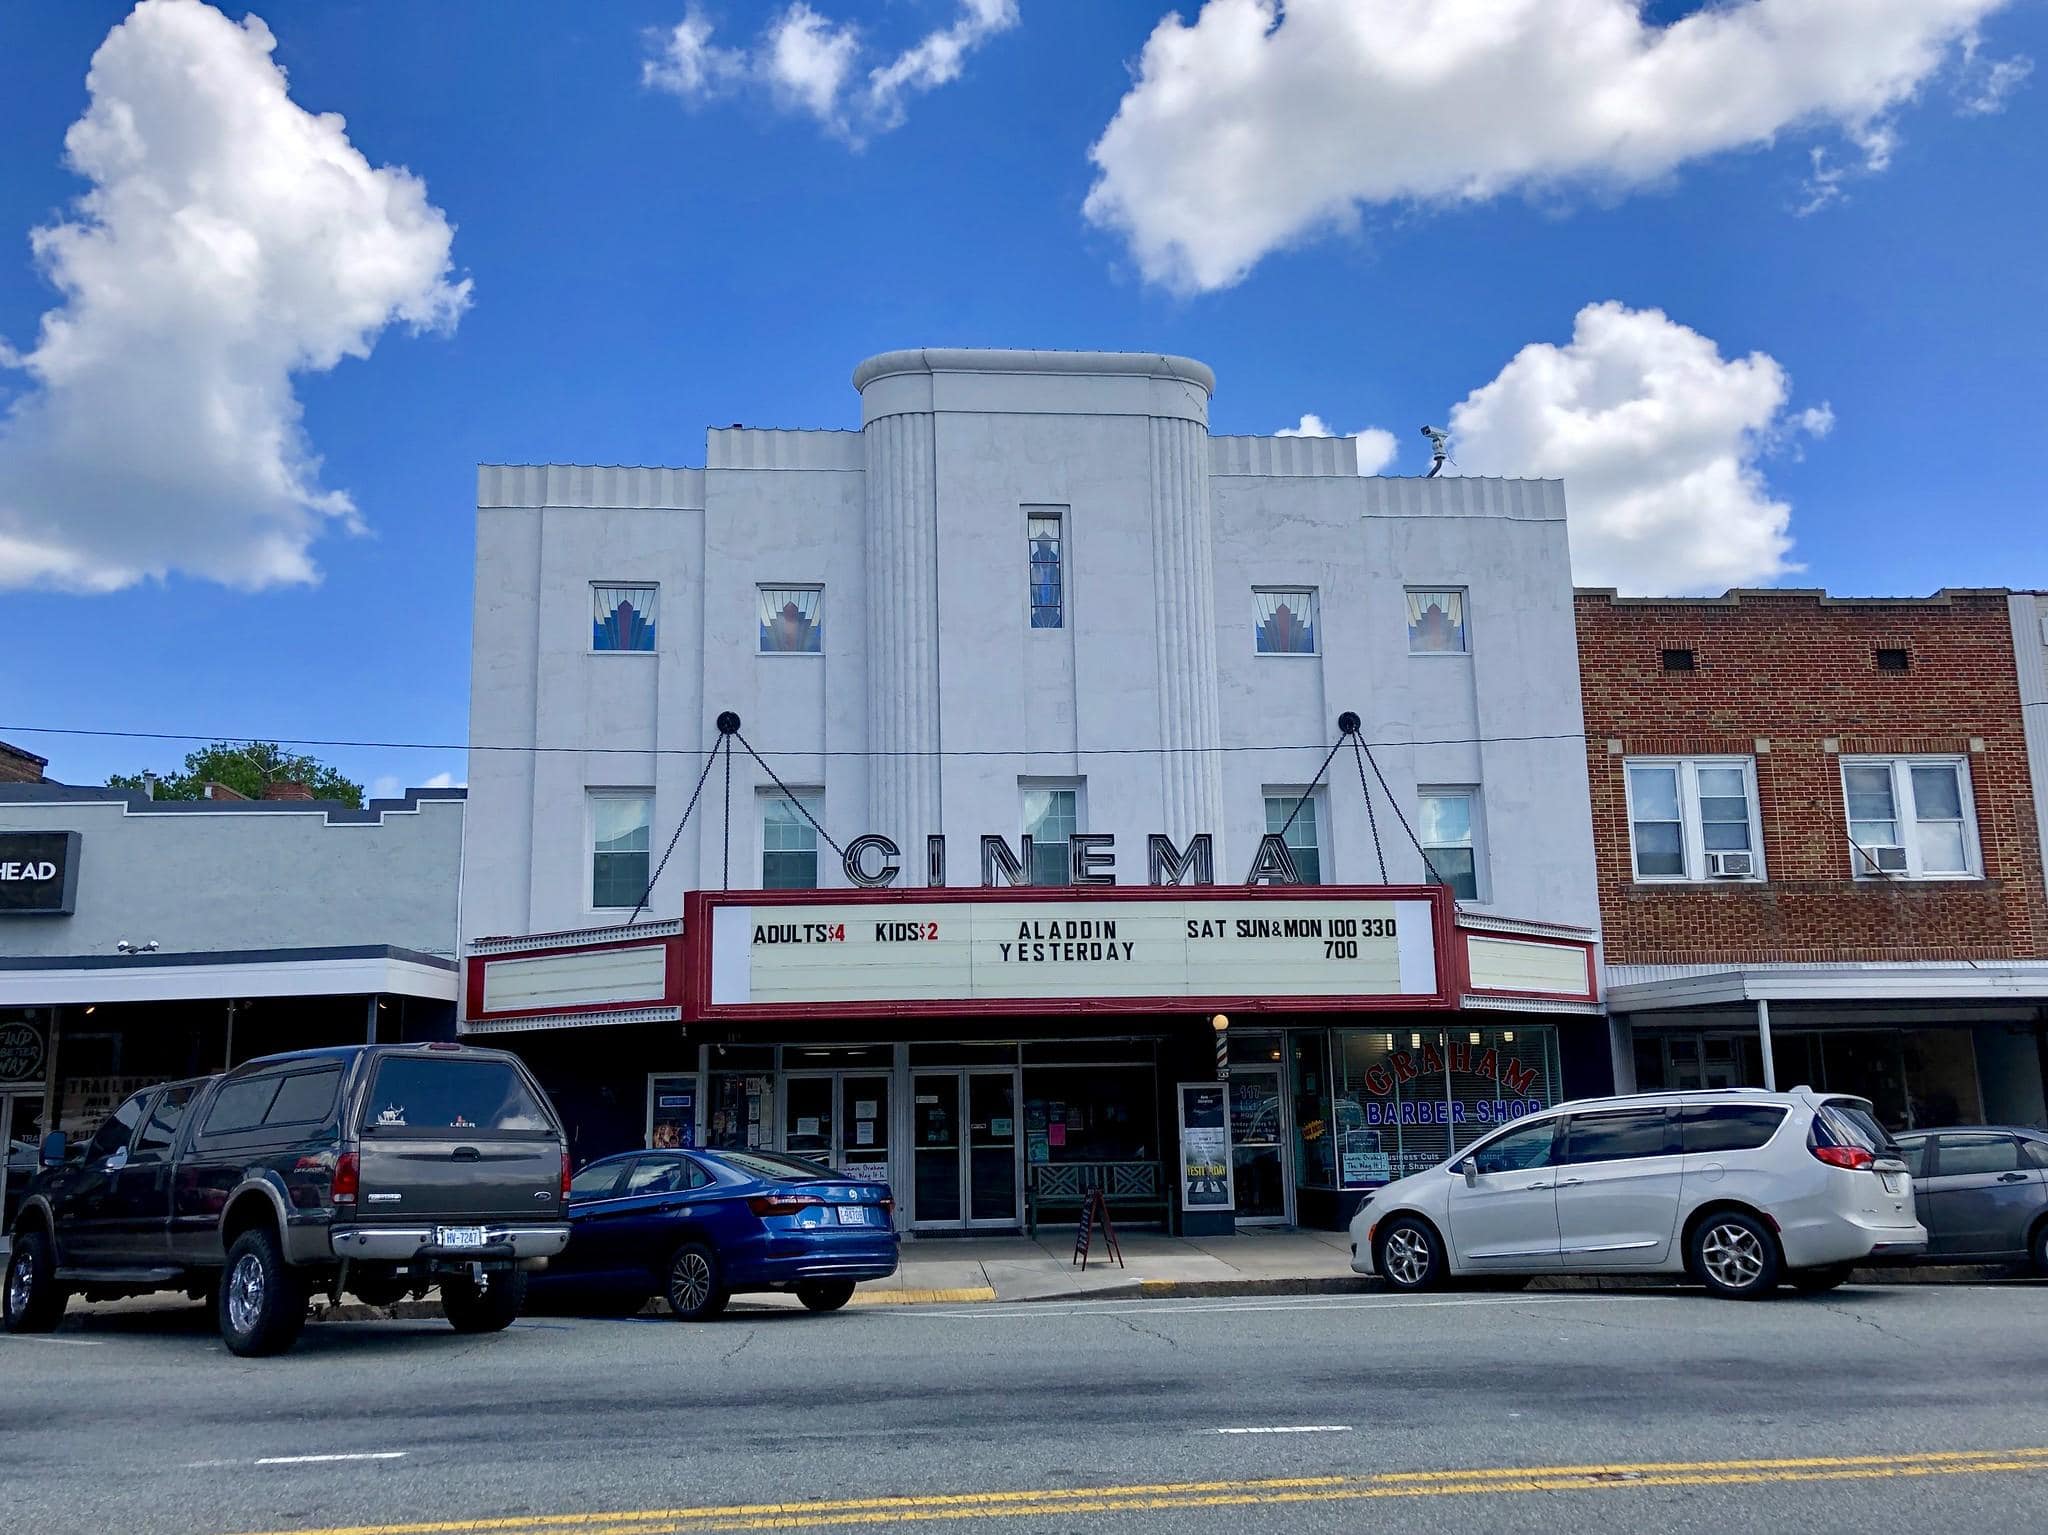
[1228,1067,1290,1223]
[913,1069,1022,1229]
[781,1072,891,1181]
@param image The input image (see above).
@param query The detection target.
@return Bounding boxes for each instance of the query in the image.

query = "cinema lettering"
[839,831,1315,889]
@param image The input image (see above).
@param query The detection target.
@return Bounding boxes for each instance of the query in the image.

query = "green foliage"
[109,740,364,808]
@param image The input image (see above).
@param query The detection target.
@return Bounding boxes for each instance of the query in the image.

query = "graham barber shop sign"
[0,831,80,916]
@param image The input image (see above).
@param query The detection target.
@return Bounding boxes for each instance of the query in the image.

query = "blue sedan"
[534,1148,899,1319]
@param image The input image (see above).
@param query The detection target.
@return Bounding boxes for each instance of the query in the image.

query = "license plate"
[834,1206,872,1226]
[436,1225,488,1249]
[1880,1173,1902,1195]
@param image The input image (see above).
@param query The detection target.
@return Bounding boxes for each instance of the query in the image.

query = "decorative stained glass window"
[1029,512,1064,629]
[1022,786,1079,886]
[593,585,657,652]
[1254,588,1317,654]
[758,586,823,653]
[590,792,652,909]
[1406,589,1467,653]
[1264,793,1323,884]
[762,793,823,889]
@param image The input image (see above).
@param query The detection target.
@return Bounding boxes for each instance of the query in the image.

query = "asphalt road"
[5,1282,2048,1534]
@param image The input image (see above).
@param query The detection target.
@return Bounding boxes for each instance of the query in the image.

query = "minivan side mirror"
[39,1130,67,1168]
[1460,1157,1478,1187]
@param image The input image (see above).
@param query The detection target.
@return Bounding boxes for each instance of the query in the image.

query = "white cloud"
[0,0,468,593]
[643,1,1017,143]
[1085,0,2014,292]
[1274,415,1399,474]
[1955,36,2033,114]
[370,768,462,801]
[1446,302,1831,594]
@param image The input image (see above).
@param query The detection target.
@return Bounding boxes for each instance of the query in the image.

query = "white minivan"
[1348,1087,1926,1298]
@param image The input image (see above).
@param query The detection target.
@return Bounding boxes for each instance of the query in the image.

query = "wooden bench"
[1025,1160,1169,1237]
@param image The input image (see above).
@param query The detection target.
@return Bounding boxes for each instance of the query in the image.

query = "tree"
[110,741,364,808]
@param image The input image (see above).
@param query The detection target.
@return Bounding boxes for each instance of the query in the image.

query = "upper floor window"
[759,586,822,654]
[1022,785,1079,886]
[762,792,823,889]
[1624,758,1763,882]
[1254,588,1318,654]
[593,584,657,652]
[1406,589,1468,654]
[1263,792,1324,884]
[590,790,652,909]
[1842,757,1977,879]
[1419,789,1483,899]
[1028,511,1064,629]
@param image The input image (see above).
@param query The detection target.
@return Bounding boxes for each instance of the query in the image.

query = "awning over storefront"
[1609,961,2048,1011]
[0,944,459,1006]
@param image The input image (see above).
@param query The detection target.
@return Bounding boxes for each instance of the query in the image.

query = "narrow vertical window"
[1419,792,1479,898]
[1264,793,1323,884]
[758,587,823,653]
[1254,588,1318,654]
[1028,512,1064,629]
[590,792,653,909]
[1626,765,1685,879]
[1406,589,1468,653]
[1022,786,1079,886]
[593,585,657,652]
[761,793,823,889]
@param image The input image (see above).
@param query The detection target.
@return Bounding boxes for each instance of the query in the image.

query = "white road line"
[1216,1426,1354,1435]
[896,1294,1645,1320]
[3,1335,104,1346]
[253,1453,408,1466]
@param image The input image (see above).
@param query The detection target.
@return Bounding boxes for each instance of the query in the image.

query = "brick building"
[1577,588,2048,1131]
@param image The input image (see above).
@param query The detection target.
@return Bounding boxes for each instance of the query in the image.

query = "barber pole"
[1212,1013,1230,1080]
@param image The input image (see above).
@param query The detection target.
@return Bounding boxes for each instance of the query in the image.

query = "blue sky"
[1,0,2044,797]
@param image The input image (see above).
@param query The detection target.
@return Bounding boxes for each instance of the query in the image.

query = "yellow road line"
[225,1447,2048,1535]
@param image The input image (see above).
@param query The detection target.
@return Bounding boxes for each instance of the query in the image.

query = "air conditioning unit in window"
[1857,844,1909,876]
[1705,850,1754,879]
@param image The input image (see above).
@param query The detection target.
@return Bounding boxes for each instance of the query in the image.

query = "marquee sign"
[690,886,1449,1020]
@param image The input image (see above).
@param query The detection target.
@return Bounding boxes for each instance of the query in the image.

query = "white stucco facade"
[463,349,1600,955]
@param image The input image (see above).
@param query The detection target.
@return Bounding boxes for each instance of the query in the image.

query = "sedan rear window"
[715,1150,835,1182]
[362,1057,552,1135]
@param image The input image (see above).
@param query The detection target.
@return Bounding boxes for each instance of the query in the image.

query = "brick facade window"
[1624,757,1764,882]
[1843,757,1978,880]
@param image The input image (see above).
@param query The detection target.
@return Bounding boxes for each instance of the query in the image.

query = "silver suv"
[1348,1087,1926,1298]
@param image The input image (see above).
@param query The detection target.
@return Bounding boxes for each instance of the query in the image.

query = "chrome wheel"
[1700,1221,1766,1290]
[6,1250,32,1316]
[670,1250,712,1312]
[226,1251,267,1335]
[1382,1225,1431,1287]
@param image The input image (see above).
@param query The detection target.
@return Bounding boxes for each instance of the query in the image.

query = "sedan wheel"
[665,1242,729,1321]
[1692,1213,1780,1299]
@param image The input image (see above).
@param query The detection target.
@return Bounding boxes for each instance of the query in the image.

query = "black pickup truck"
[3,1042,571,1355]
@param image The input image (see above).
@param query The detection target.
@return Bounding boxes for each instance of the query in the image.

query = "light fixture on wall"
[114,939,159,954]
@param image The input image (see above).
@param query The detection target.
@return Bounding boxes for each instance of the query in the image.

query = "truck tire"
[219,1227,309,1356]
[3,1228,69,1333]
[442,1268,527,1333]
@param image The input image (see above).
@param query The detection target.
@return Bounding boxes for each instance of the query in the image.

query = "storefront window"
[1021,1065,1156,1168]
[706,1072,772,1151]
[647,1075,697,1148]
[1330,1025,1560,1187]
[1291,1031,1335,1189]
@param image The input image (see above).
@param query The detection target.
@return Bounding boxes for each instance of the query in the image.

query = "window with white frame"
[758,586,822,653]
[593,584,657,652]
[1841,757,1977,879]
[1418,789,1484,899]
[1022,784,1080,886]
[589,791,653,909]
[1254,588,1318,654]
[1028,511,1064,629]
[761,791,824,889]
[1263,791,1324,884]
[1624,758,1764,882]
[1406,588,1468,654]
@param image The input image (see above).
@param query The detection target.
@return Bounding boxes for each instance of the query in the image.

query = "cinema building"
[459,348,1611,1231]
